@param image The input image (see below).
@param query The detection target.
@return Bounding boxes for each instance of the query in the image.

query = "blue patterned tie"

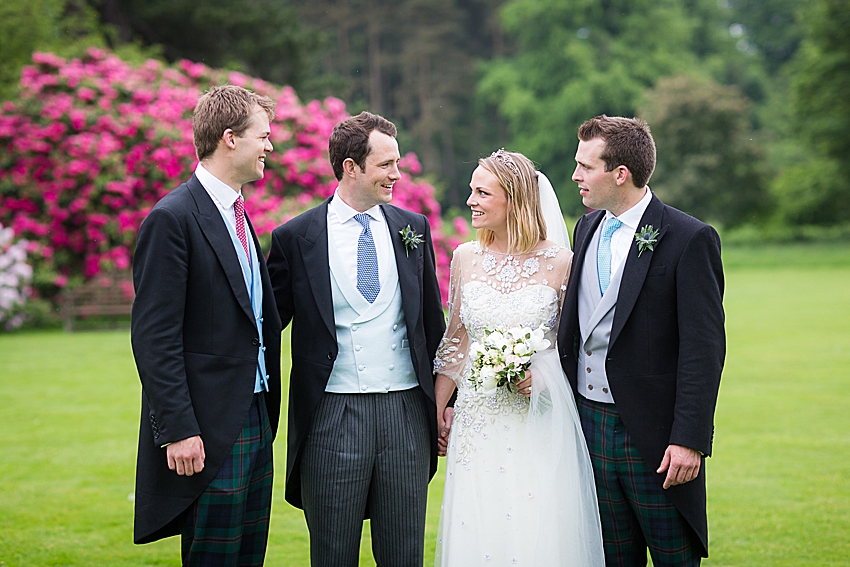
[597,217,623,295]
[354,213,380,303]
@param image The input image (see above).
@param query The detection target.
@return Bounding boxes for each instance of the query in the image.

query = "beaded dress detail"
[434,241,604,567]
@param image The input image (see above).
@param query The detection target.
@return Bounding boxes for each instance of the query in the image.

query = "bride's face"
[467,166,509,233]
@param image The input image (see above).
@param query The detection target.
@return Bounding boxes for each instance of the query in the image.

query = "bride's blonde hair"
[476,149,547,254]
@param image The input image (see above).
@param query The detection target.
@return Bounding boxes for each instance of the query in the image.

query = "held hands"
[657,444,701,489]
[437,407,454,457]
[514,368,533,398]
[167,435,205,476]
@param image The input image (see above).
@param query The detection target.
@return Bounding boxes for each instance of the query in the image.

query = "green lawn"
[1,242,848,566]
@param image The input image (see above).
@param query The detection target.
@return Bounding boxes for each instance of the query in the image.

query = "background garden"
[1,0,848,565]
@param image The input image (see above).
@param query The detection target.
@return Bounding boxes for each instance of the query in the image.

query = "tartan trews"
[180,394,274,567]
[578,396,700,567]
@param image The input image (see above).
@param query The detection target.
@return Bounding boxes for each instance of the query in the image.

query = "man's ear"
[342,157,358,179]
[614,165,630,186]
[222,128,237,150]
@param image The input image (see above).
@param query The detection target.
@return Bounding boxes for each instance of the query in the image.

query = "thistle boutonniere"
[634,225,660,257]
[399,225,424,257]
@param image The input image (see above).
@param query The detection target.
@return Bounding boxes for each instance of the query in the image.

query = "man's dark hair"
[328,111,397,181]
[578,115,656,188]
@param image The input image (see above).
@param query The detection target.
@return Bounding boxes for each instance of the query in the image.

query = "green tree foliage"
[793,0,850,166]
[295,0,506,207]
[0,0,105,100]
[641,75,770,227]
[726,0,803,75]
[88,0,317,89]
[768,0,850,226]
[478,0,759,215]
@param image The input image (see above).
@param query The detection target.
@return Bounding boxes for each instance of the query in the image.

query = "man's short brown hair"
[193,85,276,161]
[328,111,397,181]
[578,115,656,188]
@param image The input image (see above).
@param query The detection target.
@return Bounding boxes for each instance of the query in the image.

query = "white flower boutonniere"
[399,225,424,257]
[634,224,660,257]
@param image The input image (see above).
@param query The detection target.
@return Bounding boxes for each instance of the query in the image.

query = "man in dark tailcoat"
[131,85,282,566]
[267,112,445,566]
[559,115,725,566]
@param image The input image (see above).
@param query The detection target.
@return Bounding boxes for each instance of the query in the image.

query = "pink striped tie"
[234,196,251,266]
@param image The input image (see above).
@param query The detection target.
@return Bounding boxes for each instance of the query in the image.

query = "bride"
[433,149,604,566]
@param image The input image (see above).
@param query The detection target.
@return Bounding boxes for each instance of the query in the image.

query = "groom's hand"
[657,444,701,489]
[437,407,454,457]
[167,435,205,476]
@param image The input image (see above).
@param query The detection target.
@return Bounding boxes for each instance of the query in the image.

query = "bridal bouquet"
[468,325,551,394]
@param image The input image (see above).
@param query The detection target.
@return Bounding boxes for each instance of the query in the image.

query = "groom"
[559,115,725,566]
[267,111,445,566]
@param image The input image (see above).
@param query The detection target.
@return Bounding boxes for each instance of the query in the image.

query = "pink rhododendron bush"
[0,49,465,312]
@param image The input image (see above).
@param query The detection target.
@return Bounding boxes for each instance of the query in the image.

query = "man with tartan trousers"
[131,85,282,566]
[558,115,725,566]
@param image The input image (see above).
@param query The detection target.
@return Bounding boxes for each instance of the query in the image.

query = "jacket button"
[588,385,594,390]
[327,352,334,360]
[252,338,260,346]
[586,367,592,373]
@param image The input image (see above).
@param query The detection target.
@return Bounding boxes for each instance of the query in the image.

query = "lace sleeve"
[552,246,573,339]
[433,244,470,385]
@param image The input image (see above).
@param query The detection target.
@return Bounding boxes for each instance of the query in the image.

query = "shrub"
[0,49,464,306]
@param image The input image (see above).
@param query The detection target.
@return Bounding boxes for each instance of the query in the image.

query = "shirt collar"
[605,187,652,231]
[330,190,383,224]
[195,163,242,209]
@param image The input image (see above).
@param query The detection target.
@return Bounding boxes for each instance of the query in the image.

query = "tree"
[477,0,764,216]
[0,0,106,101]
[768,0,850,226]
[640,75,770,227]
[89,0,318,90]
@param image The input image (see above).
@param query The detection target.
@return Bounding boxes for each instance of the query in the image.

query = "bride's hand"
[514,369,533,398]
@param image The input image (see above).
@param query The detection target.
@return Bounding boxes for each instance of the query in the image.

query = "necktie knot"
[354,213,372,231]
[602,217,622,237]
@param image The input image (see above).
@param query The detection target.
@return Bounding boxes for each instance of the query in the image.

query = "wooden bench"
[62,272,135,331]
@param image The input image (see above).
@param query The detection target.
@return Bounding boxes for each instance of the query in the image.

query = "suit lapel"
[188,177,255,324]
[297,198,335,338]
[610,195,668,348]
[559,211,604,348]
[382,205,420,332]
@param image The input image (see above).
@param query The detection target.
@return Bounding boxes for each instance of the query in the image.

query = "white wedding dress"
[434,241,604,567]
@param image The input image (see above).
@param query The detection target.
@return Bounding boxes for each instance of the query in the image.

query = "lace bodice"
[434,241,573,386]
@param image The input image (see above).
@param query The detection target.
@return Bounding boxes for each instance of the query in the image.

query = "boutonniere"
[634,224,660,257]
[399,225,424,257]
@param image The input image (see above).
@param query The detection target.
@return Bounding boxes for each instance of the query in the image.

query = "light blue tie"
[354,213,380,303]
[597,217,623,295]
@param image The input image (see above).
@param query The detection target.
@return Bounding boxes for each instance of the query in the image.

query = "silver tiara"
[490,148,519,176]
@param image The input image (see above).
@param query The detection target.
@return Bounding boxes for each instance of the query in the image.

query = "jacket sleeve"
[670,225,726,456]
[131,207,201,446]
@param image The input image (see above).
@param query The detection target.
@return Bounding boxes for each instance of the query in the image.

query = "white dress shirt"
[196,163,243,233]
[327,192,393,289]
[597,187,653,275]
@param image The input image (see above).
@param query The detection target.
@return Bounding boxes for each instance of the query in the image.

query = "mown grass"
[1,241,848,566]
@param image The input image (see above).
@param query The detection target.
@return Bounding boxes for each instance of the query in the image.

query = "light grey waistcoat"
[577,224,626,403]
[325,228,418,394]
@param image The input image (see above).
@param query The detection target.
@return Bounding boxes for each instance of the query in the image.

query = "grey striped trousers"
[301,388,431,567]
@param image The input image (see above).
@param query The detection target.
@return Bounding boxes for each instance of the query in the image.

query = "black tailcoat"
[131,175,282,544]
[266,197,446,509]
[558,194,725,556]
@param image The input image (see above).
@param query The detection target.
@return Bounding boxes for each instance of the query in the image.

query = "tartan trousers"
[578,396,700,567]
[179,393,274,567]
